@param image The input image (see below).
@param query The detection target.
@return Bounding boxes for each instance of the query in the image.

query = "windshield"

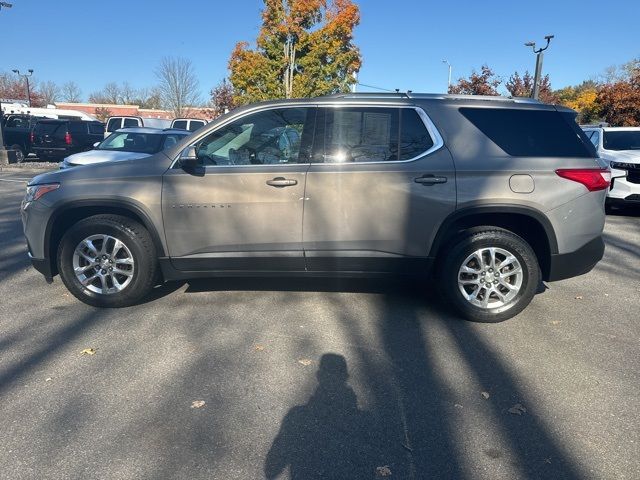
[603,131,640,151]
[98,132,166,154]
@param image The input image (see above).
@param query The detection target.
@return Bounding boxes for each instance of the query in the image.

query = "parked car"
[59,128,191,169]
[31,119,105,161]
[21,93,609,322]
[1,114,39,162]
[171,118,207,132]
[582,125,640,208]
[104,116,172,138]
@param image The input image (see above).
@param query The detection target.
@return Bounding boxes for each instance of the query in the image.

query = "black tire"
[9,145,25,163]
[440,229,540,323]
[57,215,157,307]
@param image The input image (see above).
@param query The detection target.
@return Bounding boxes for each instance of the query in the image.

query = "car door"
[162,106,316,272]
[302,105,455,273]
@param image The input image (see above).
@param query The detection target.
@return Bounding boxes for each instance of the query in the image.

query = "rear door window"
[123,118,139,128]
[106,118,121,132]
[320,107,399,162]
[89,123,105,134]
[68,123,87,134]
[188,120,206,131]
[459,107,596,158]
[172,120,188,130]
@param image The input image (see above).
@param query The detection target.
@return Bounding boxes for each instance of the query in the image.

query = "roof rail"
[320,92,542,103]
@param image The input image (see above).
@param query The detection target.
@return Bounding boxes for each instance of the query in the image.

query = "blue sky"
[1,0,638,101]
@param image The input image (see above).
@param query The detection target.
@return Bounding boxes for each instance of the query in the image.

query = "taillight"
[29,131,34,143]
[64,132,72,145]
[555,168,611,192]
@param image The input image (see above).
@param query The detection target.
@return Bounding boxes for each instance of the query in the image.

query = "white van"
[171,118,207,132]
[104,116,172,138]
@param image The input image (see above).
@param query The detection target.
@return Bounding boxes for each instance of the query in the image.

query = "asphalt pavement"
[0,169,638,479]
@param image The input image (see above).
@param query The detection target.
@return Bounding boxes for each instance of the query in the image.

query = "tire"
[9,145,25,163]
[57,215,157,307]
[440,229,540,323]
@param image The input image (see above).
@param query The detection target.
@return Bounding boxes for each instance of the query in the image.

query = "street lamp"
[442,60,452,92]
[12,69,34,107]
[524,35,554,100]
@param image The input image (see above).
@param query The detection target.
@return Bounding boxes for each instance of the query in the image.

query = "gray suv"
[21,93,610,322]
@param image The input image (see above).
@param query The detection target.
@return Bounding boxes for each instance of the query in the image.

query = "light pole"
[524,35,554,100]
[12,69,34,107]
[442,60,452,92]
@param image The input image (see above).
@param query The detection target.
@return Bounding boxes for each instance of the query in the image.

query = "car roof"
[114,127,191,134]
[582,126,640,131]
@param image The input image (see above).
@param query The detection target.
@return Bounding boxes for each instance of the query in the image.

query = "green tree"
[229,0,361,104]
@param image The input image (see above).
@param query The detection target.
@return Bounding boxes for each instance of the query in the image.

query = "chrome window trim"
[170,103,444,169]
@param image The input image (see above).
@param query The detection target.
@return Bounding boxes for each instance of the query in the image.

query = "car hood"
[600,150,640,164]
[29,151,172,186]
[64,150,151,165]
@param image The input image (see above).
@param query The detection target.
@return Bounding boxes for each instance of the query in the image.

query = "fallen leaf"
[191,400,206,409]
[508,403,527,415]
[45,377,52,382]
[80,348,97,355]
[254,344,265,351]
[298,358,312,366]
[454,403,463,409]
[375,465,392,477]
[575,295,583,300]
[481,391,490,399]
[604,293,609,297]
[551,320,561,325]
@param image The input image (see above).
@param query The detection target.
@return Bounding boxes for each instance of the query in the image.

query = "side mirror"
[93,142,100,148]
[179,145,200,169]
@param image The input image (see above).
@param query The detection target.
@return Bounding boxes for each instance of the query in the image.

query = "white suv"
[582,125,640,208]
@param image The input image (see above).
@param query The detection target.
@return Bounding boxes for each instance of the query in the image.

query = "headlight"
[609,161,637,171]
[25,183,60,203]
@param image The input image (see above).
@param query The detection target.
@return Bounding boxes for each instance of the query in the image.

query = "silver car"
[60,127,191,169]
[22,93,609,322]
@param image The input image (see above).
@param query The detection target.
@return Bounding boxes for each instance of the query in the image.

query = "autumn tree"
[505,71,557,104]
[0,72,46,106]
[448,65,501,96]
[209,79,236,117]
[229,0,361,104]
[61,81,82,102]
[156,56,201,117]
[596,67,640,126]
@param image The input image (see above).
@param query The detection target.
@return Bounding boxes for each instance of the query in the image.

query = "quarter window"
[400,109,434,160]
[194,108,314,166]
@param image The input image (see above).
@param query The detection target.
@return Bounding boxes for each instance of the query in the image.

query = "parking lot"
[0,169,638,479]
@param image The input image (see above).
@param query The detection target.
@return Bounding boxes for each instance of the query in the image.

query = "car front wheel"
[441,229,540,323]
[57,215,157,307]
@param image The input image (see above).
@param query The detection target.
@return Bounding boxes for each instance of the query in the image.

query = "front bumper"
[547,236,604,282]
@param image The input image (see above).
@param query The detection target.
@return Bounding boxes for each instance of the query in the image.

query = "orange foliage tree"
[448,65,501,96]
[596,67,640,126]
[229,0,362,104]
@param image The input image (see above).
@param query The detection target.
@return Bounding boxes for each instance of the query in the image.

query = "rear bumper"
[547,236,604,282]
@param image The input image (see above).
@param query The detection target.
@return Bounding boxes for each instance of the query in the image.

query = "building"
[54,103,213,121]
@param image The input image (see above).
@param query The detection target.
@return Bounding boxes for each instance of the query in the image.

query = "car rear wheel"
[441,229,540,323]
[57,215,157,307]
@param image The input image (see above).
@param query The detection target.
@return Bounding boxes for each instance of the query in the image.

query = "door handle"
[415,174,448,185]
[266,177,298,187]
